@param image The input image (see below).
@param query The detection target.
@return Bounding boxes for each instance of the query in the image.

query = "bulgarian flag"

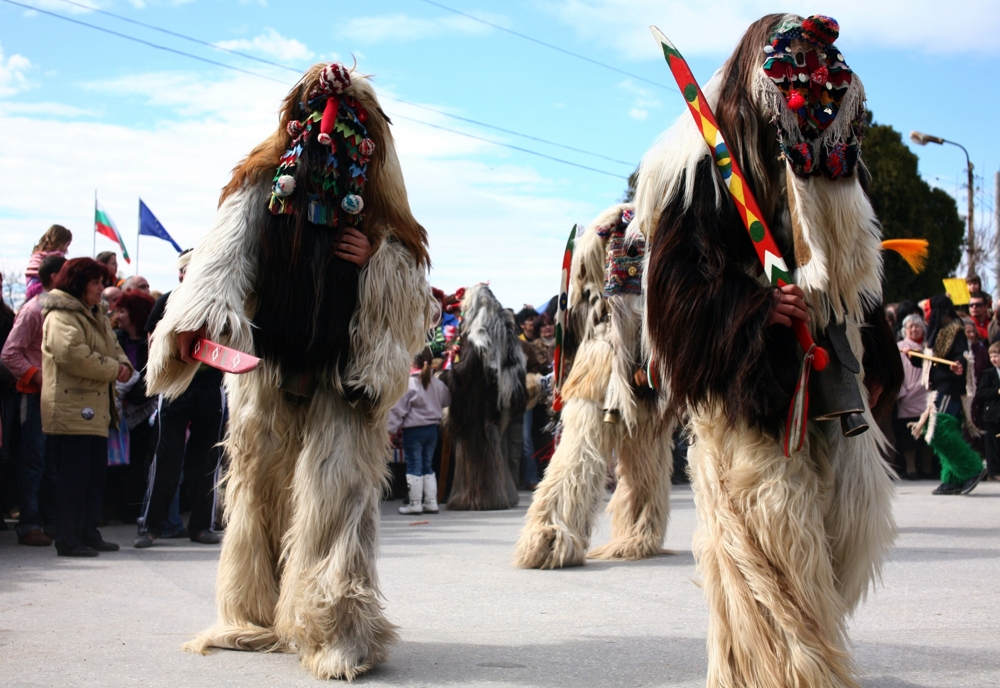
[95,197,130,263]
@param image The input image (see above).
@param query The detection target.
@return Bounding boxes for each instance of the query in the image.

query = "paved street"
[2,479,999,687]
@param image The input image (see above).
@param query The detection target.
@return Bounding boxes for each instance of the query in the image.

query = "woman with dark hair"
[41,258,132,556]
[105,290,157,522]
[910,294,985,495]
[95,251,119,286]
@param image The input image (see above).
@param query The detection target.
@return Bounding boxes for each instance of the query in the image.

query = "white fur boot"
[422,473,439,514]
[398,475,424,515]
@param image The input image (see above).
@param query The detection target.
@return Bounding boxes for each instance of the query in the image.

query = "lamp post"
[910,131,976,277]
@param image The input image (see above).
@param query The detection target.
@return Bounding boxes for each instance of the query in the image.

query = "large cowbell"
[808,322,869,436]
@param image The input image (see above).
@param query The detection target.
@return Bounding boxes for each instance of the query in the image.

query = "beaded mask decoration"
[760,15,865,179]
[597,208,644,298]
[268,63,377,228]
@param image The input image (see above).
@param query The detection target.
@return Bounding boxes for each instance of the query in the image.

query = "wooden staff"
[905,350,958,366]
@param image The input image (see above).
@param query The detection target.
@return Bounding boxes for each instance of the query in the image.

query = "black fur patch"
[862,302,904,422]
[645,159,799,438]
[251,210,359,379]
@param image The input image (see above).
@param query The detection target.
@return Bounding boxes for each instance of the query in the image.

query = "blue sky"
[1,0,998,307]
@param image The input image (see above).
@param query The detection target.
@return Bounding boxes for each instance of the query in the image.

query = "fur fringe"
[147,184,265,399]
[787,167,884,329]
[446,284,525,511]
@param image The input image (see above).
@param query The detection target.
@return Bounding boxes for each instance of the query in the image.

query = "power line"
[50,0,303,75]
[416,0,674,92]
[2,0,628,179]
[392,114,628,179]
[387,97,633,166]
[42,0,633,167]
[1,0,288,84]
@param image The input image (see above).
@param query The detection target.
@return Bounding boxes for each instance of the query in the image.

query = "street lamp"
[910,130,976,277]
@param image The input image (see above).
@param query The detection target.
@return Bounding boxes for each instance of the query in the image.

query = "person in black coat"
[975,341,1000,481]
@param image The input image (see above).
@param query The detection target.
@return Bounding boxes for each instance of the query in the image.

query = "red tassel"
[317,96,339,145]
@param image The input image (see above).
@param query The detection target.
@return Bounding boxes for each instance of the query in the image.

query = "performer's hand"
[177,326,207,365]
[868,381,883,410]
[117,364,132,383]
[768,284,809,328]
[950,360,964,376]
[633,368,648,387]
[336,228,372,267]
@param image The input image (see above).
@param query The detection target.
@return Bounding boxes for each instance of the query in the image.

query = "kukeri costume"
[445,283,526,510]
[146,63,434,680]
[515,205,676,569]
[634,16,902,687]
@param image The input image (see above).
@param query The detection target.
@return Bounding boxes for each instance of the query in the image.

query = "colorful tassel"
[784,344,816,456]
[881,238,929,273]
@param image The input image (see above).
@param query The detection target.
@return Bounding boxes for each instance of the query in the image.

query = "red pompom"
[787,91,806,110]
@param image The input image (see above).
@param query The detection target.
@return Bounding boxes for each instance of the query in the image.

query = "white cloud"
[215,28,315,63]
[0,69,600,308]
[336,12,507,43]
[546,0,1000,59]
[0,41,31,97]
[618,78,660,121]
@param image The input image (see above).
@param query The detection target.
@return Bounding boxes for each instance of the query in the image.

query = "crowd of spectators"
[0,227,221,556]
[885,274,998,493]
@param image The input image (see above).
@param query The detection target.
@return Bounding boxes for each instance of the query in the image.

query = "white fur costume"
[147,67,434,681]
[514,204,676,569]
[634,15,900,687]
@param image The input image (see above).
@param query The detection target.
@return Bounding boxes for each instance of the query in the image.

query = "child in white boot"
[388,349,451,514]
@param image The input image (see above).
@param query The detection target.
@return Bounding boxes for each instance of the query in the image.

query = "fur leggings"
[513,343,674,569]
[184,368,397,681]
[688,407,895,688]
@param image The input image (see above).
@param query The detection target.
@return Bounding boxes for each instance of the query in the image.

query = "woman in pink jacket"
[389,349,450,514]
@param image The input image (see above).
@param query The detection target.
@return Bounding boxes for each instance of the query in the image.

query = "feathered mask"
[268,63,377,228]
[759,15,866,180]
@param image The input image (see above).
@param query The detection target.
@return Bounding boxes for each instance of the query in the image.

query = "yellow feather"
[881,239,929,274]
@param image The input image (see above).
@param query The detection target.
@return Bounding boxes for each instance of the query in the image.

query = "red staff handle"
[792,320,829,370]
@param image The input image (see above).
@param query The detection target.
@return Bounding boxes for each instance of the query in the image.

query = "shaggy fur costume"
[146,64,434,681]
[633,15,902,687]
[514,204,676,569]
[445,283,526,510]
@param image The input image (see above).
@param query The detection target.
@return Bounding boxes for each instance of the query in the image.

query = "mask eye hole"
[794,51,806,67]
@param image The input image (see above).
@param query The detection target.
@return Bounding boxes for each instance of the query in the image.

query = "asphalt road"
[2,479,998,687]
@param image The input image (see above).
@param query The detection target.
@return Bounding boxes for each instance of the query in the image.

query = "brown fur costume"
[146,63,435,681]
[634,16,903,687]
[514,205,676,568]
[445,283,526,510]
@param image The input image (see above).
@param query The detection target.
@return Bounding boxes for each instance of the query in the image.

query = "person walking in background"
[896,314,932,480]
[912,295,984,496]
[135,249,223,548]
[106,290,157,523]
[2,254,66,546]
[975,341,1000,483]
[390,348,451,515]
[25,225,72,302]
[41,258,132,557]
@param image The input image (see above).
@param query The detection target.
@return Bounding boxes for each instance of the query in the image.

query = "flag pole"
[135,198,140,276]
[93,190,97,258]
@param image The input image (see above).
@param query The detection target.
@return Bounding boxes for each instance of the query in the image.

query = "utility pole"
[911,131,976,277]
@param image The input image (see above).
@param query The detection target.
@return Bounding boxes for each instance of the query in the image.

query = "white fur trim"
[147,184,265,399]
[345,236,435,420]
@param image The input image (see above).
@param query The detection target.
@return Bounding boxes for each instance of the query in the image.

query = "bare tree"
[0,260,26,311]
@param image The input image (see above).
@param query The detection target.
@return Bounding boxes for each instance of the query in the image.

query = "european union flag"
[138,199,183,253]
